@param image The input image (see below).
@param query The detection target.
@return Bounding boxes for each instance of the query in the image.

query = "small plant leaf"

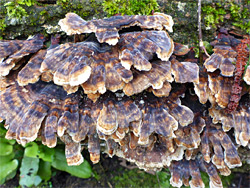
[19,156,41,187]
[0,138,13,156]
[0,154,18,184]
[38,145,55,162]
[37,160,52,181]
[52,148,92,178]
[24,142,39,158]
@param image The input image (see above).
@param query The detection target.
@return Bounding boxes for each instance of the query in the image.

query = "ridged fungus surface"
[0,13,249,188]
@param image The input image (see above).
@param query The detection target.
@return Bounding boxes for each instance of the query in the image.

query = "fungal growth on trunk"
[0,13,249,188]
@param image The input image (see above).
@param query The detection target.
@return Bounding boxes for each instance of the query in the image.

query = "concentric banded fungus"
[1,12,249,188]
[39,41,134,95]
[194,68,209,104]
[170,157,223,188]
[0,81,69,146]
[173,42,190,56]
[97,98,141,135]
[118,30,174,70]
[244,65,250,85]
[107,133,184,171]
[170,58,199,84]
[59,12,173,45]
[208,72,234,108]
[123,60,173,96]
[17,49,47,86]
[123,58,199,97]
[148,81,172,97]
[17,36,60,86]
[60,134,83,166]
[138,101,178,145]
[174,116,205,149]
[204,45,237,77]
[0,34,45,77]
[0,70,17,91]
[210,103,250,148]
[201,125,241,171]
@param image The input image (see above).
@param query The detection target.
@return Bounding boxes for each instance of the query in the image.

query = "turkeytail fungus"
[0,12,250,188]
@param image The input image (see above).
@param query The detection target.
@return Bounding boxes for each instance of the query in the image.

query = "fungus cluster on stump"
[0,13,250,188]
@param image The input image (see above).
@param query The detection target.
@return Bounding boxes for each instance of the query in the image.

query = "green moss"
[111,168,159,187]
[0,0,103,39]
[103,0,159,17]
[202,2,250,33]
[202,4,227,28]
[230,3,250,34]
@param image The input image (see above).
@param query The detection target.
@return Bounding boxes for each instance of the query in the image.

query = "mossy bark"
[1,0,249,41]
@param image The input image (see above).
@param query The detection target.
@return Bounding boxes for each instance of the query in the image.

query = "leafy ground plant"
[0,122,93,187]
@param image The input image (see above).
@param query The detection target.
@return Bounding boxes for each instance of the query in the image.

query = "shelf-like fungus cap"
[40,42,133,95]
[123,60,173,96]
[17,49,47,86]
[118,31,174,70]
[17,36,61,86]
[170,58,199,84]
[193,68,209,104]
[170,157,223,188]
[208,72,234,108]
[201,126,242,170]
[243,65,250,85]
[174,116,205,149]
[59,12,173,45]
[204,46,237,77]
[109,134,185,171]
[0,34,45,77]
[209,103,250,147]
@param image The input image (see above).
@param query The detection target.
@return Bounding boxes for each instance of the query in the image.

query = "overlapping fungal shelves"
[0,13,249,188]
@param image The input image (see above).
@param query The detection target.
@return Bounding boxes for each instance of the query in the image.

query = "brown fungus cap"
[193,68,209,104]
[0,34,45,77]
[201,125,242,170]
[107,134,184,171]
[208,72,234,108]
[118,31,174,70]
[17,49,47,86]
[60,134,83,166]
[209,104,250,148]
[59,12,173,45]
[170,157,223,188]
[170,58,199,84]
[243,65,250,85]
[40,42,133,95]
[123,60,173,96]
[0,79,195,166]
[148,81,172,97]
[204,46,237,77]
[174,116,205,149]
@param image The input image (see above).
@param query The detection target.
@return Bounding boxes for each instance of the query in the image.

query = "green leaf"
[0,125,7,137]
[38,145,55,162]
[19,156,41,187]
[24,142,39,158]
[0,138,14,156]
[37,160,52,181]
[24,142,55,162]
[4,2,15,7]
[17,0,26,5]
[0,154,18,185]
[52,148,92,178]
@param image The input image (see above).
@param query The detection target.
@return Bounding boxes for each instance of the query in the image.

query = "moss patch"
[0,0,104,39]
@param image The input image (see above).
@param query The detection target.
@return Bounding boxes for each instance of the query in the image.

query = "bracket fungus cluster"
[0,13,250,188]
